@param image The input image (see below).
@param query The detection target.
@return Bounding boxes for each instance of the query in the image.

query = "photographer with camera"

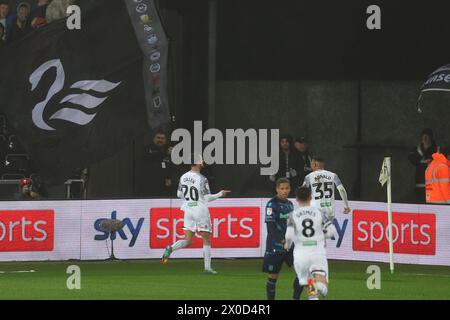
[15,178,42,200]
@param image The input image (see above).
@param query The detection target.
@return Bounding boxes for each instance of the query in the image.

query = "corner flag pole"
[386,158,394,274]
[379,157,394,274]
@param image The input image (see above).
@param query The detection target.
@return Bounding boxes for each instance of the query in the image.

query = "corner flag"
[379,157,390,187]
[379,157,394,274]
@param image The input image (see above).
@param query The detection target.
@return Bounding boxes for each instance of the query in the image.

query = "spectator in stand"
[293,136,312,183]
[408,128,440,204]
[143,129,174,197]
[0,1,9,41]
[0,22,6,49]
[270,134,301,197]
[46,0,75,23]
[15,178,41,200]
[9,2,32,42]
[30,0,50,29]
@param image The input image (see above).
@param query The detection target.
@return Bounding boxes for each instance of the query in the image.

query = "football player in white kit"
[285,187,338,300]
[162,154,230,274]
[303,156,351,221]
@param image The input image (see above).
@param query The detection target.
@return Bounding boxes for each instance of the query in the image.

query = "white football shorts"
[182,204,212,233]
[293,250,329,286]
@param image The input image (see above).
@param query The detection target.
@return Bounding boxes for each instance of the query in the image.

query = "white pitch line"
[402,273,450,278]
[0,270,36,274]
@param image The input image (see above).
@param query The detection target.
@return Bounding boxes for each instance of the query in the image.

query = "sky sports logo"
[353,210,436,255]
[93,207,261,249]
[94,211,144,247]
[0,210,54,252]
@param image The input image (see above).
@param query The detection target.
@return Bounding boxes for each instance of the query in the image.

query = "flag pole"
[386,157,394,274]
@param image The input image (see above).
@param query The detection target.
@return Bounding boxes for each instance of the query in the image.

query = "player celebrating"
[262,178,301,300]
[162,154,230,274]
[303,156,351,221]
[285,187,337,300]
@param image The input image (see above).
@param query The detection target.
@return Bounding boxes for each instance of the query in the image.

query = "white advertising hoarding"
[0,200,81,261]
[0,198,448,266]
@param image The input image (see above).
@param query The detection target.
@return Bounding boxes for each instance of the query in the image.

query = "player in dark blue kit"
[262,178,302,300]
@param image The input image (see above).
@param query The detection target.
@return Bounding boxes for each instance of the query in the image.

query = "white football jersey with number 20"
[177,171,211,211]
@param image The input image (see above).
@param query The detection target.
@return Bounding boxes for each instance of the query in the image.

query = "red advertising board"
[150,207,260,249]
[0,210,54,252]
[353,210,436,255]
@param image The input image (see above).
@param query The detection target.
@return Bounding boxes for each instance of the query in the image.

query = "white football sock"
[315,282,328,296]
[203,244,212,270]
[171,240,189,252]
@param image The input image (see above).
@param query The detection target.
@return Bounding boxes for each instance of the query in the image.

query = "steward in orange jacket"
[425,147,450,204]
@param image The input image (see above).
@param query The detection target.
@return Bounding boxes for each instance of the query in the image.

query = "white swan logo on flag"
[29,59,121,131]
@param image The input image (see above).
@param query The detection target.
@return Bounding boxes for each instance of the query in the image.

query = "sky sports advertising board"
[0,199,448,266]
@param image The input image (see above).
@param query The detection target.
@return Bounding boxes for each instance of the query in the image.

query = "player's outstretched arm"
[204,190,231,202]
[336,185,351,214]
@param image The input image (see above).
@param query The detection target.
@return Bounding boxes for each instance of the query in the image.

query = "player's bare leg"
[200,231,217,274]
[268,273,279,280]
[162,230,194,264]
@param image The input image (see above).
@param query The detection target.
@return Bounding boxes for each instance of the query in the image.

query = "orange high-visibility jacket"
[425,152,450,204]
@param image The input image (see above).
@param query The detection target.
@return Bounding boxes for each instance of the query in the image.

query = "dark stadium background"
[5,0,449,202]
[96,0,450,202]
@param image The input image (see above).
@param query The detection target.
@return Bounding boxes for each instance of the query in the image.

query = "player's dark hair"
[276,177,290,187]
[312,156,325,164]
[296,186,311,201]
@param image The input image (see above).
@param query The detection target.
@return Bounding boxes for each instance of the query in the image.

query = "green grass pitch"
[0,259,449,299]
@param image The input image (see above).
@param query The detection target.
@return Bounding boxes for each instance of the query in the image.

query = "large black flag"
[417,64,450,113]
[0,0,151,184]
